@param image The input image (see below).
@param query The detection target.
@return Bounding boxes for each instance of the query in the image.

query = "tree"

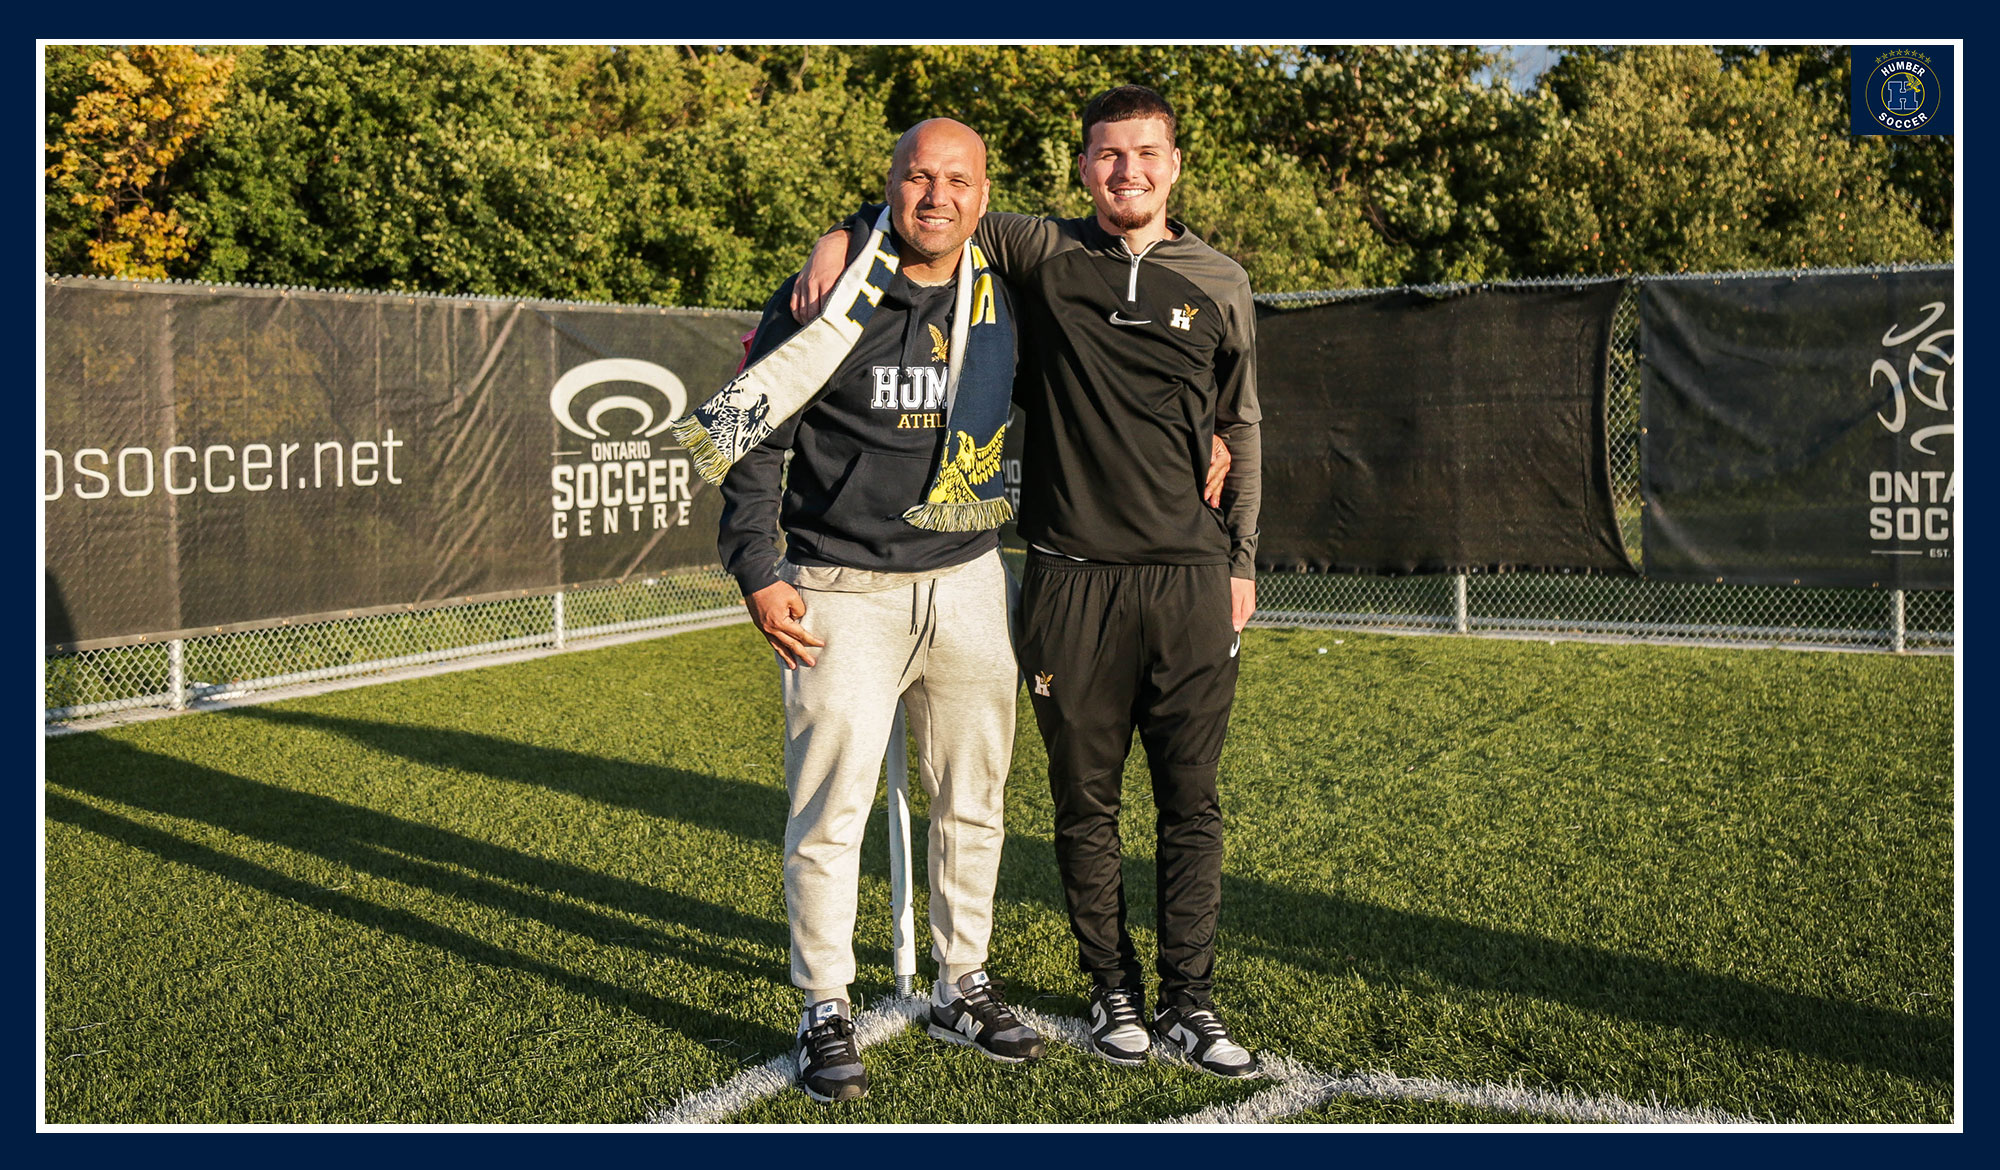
[628,69,894,308]
[1508,45,1947,276]
[43,43,1953,304]
[1280,46,1528,285]
[170,45,890,308]
[45,46,238,279]
[175,46,625,298]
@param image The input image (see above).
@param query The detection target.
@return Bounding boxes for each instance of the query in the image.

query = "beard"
[1096,197,1160,233]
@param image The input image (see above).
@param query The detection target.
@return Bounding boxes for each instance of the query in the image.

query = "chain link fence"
[43,570,746,727]
[43,267,1953,729]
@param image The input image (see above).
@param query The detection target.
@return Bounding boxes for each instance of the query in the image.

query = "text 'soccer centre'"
[1850,46,1954,136]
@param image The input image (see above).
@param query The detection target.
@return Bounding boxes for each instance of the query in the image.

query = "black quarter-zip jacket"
[846,208,1263,576]
[716,266,1011,596]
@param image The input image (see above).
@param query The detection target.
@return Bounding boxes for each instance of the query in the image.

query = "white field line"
[652,996,929,1124]
[1166,1053,1757,1125]
[650,994,1760,1126]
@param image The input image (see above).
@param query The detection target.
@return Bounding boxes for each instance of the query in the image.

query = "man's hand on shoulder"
[790,230,850,324]
[747,581,826,668]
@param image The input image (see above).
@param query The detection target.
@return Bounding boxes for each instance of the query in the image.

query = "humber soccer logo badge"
[1854,49,1947,134]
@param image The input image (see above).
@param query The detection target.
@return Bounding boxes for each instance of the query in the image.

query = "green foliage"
[1280,46,1527,284]
[41,44,1955,305]
[166,45,889,307]
[629,70,893,309]
[176,46,632,298]
[1511,46,1949,275]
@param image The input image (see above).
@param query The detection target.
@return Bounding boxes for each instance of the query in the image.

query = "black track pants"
[1017,553,1241,1006]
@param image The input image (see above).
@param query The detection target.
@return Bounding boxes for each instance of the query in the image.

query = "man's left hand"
[1230,577,1256,633]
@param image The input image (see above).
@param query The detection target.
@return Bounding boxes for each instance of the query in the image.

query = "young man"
[685,118,1046,1104]
[796,86,1264,1079]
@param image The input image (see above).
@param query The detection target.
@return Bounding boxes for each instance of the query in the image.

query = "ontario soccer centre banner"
[1638,270,1955,590]
[43,268,1954,652]
[44,282,757,650]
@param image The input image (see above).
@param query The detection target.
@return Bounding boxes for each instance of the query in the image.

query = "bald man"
[713,119,1045,1104]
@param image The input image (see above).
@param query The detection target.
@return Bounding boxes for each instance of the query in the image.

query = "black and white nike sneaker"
[1087,986,1151,1066]
[1153,1002,1263,1079]
[795,998,868,1103]
[926,969,1047,1063]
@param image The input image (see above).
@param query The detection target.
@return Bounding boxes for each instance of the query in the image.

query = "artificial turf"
[42,625,1956,1125]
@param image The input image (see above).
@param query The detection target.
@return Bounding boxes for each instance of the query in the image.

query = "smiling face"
[1078,115,1182,238]
[886,119,990,279]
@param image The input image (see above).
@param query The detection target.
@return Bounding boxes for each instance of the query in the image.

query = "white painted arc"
[1165,1054,1758,1126]
[647,995,1760,1126]
[651,997,928,1125]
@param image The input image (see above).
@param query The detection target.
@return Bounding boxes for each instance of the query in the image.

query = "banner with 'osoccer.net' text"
[44,279,758,650]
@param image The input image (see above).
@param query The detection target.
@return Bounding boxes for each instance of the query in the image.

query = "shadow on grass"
[59,703,1948,1087]
[1217,876,1951,1085]
[991,835,1949,1086]
[45,733,814,1054]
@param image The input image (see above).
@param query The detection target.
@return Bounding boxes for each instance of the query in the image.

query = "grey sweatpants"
[777,548,1018,992]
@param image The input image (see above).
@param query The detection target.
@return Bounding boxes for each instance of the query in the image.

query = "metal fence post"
[168,639,186,711]
[886,702,917,997]
[1454,573,1470,634]
[1890,589,1906,653]
[553,591,567,651]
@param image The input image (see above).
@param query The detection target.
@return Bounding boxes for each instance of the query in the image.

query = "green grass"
[42,626,1956,1124]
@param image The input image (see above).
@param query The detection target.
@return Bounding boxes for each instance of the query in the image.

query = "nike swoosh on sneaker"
[1108,311,1153,326]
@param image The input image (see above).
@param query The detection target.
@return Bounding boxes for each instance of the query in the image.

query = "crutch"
[885,701,918,997]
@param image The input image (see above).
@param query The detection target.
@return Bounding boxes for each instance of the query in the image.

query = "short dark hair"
[1080,85,1177,149]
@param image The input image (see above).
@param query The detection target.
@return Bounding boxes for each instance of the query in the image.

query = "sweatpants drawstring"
[909,578,942,637]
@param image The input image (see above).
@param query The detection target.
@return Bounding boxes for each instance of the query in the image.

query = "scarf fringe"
[672,415,734,486]
[901,497,1015,533]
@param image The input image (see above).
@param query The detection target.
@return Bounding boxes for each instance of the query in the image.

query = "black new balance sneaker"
[926,970,1047,1063]
[1087,986,1151,1066]
[1153,1002,1263,1079]
[795,998,868,1103]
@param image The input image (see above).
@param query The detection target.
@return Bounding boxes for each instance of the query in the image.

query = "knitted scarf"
[671,207,1015,533]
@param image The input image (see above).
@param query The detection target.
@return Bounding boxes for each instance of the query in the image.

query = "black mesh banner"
[1639,271,1955,589]
[1254,284,1632,575]
[44,280,758,650]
